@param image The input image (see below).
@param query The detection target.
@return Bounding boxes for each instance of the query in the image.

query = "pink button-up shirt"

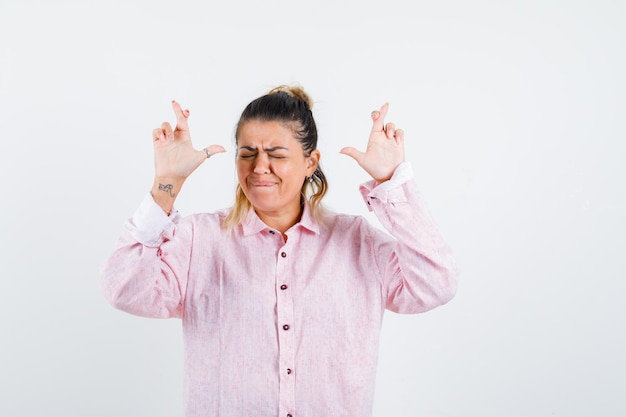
[101,163,458,417]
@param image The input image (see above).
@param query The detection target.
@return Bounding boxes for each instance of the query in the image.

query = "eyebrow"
[239,146,289,152]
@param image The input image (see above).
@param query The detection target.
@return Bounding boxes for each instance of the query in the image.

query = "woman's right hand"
[151,100,226,214]
[153,100,225,180]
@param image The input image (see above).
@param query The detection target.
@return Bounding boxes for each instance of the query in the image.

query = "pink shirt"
[101,163,458,417]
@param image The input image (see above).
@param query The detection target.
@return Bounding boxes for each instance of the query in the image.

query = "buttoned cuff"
[125,192,180,247]
[359,162,414,210]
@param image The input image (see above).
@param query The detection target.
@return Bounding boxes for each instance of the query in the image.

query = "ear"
[306,149,320,176]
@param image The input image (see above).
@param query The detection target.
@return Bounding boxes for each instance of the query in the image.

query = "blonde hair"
[223,85,328,230]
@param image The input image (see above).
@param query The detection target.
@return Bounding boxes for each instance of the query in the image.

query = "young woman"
[101,85,458,417]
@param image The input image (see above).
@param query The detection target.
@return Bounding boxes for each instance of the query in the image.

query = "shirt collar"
[241,202,320,236]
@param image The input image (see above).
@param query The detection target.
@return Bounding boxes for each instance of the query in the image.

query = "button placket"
[276,242,296,416]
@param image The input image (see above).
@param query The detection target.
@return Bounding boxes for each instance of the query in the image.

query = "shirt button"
[281,252,287,258]
[287,368,292,374]
[287,414,293,417]
[283,324,290,331]
[280,284,287,290]
[269,230,276,235]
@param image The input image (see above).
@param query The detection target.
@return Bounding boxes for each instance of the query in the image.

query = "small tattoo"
[158,183,175,197]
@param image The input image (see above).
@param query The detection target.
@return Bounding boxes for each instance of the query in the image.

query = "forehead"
[237,120,298,147]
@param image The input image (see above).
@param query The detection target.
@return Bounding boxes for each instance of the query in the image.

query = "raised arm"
[101,101,226,318]
[343,103,458,313]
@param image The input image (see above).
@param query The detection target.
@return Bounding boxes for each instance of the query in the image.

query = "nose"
[253,154,271,174]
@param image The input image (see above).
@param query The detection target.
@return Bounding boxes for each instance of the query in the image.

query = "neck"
[255,202,303,235]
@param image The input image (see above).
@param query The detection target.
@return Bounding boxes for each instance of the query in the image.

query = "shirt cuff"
[376,161,414,191]
[125,192,180,247]
[358,162,415,209]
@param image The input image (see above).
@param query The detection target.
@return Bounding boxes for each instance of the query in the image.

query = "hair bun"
[268,84,313,109]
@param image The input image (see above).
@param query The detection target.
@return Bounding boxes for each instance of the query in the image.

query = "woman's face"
[236,120,319,223]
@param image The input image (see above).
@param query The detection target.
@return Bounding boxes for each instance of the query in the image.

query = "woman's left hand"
[340,102,405,183]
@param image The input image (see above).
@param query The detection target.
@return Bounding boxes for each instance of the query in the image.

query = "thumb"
[198,144,227,159]
[339,146,364,164]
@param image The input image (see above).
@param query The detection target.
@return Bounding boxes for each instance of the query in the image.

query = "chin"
[250,197,279,211]
[243,191,277,210]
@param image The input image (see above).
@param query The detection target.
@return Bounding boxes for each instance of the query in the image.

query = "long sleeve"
[360,162,459,314]
[100,193,193,319]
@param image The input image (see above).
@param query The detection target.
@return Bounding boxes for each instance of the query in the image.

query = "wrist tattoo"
[158,183,176,198]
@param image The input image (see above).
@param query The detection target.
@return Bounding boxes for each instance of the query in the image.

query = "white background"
[1,0,624,416]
